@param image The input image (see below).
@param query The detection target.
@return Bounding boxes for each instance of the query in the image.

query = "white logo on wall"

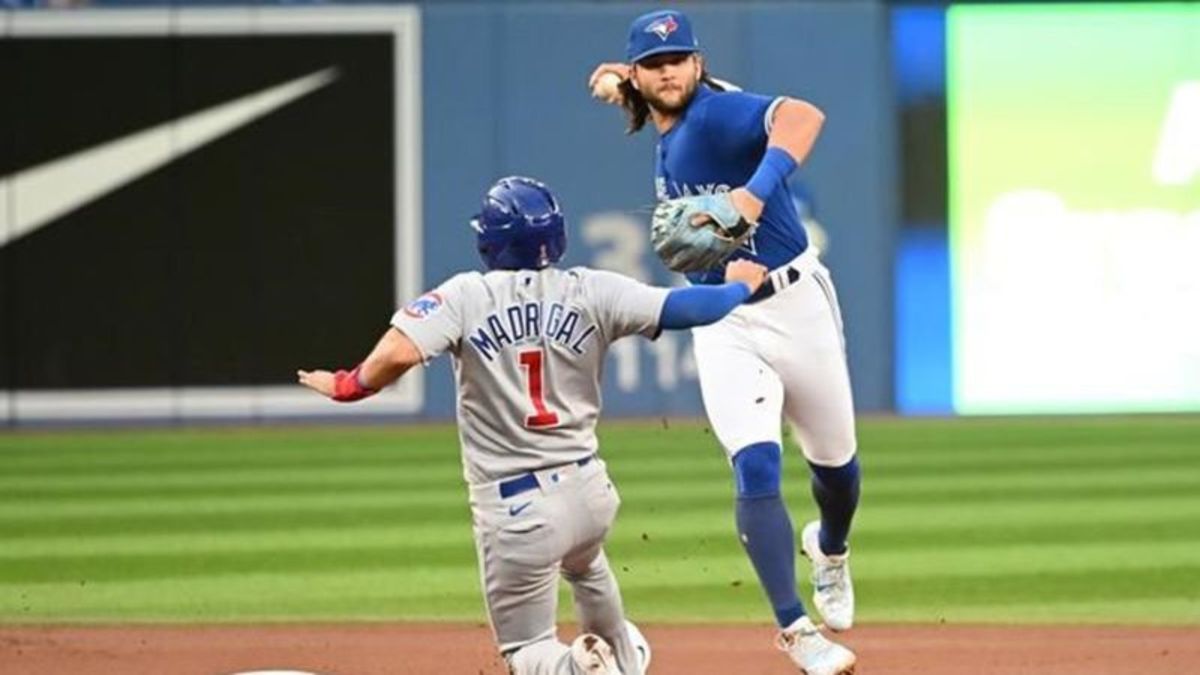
[0,68,340,249]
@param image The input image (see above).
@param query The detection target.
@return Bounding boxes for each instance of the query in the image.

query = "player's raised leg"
[563,549,643,675]
[560,465,644,675]
[692,319,808,630]
[772,266,860,631]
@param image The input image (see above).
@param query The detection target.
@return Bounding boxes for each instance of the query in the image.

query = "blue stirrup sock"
[808,455,861,556]
[733,442,806,628]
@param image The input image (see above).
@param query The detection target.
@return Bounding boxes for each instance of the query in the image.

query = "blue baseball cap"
[626,9,700,63]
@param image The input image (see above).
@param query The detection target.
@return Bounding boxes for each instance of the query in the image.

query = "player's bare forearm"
[358,328,422,388]
[768,98,825,165]
[296,327,422,401]
[733,99,826,223]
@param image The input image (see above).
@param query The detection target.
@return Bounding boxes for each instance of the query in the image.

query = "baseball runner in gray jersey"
[298,176,768,675]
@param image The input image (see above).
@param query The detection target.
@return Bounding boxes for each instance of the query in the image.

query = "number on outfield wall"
[518,349,560,428]
[581,212,651,281]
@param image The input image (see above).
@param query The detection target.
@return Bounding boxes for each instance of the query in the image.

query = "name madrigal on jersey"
[468,302,597,361]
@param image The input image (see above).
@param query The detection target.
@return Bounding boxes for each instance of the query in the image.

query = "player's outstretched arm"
[731,99,826,223]
[297,327,423,402]
[658,260,768,330]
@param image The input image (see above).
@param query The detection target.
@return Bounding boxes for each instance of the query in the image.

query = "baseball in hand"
[592,72,624,103]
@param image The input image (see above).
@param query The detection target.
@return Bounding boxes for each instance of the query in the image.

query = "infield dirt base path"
[2,623,1197,674]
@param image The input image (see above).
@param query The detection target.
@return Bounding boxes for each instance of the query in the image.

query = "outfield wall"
[0,2,898,424]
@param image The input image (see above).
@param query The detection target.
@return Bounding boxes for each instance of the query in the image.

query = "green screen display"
[948,3,1200,413]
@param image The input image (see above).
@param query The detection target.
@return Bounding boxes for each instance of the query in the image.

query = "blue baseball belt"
[499,455,594,499]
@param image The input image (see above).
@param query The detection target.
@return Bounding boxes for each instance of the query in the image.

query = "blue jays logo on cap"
[403,292,444,320]
[627,9,699,63]
[645,14,679,41]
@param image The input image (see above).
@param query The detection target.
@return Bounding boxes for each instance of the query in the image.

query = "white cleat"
[777,616,857,675]
[571,633,623,674]
[625,619,652,672]
[801,520,855,631]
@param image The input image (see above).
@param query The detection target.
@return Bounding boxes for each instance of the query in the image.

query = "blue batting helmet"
[471,176,567,271]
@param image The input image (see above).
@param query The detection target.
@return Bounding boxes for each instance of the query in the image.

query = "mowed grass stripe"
[5,478,1194,516]
[4,462,1194,509]
[0,467,461,495]
[3,555,1195,622]
[3,536,1197,588]
[0,522,477,558]
[0,451,1190,504]
[5,416,1195,472]
[4,484,1198,537]
[2,439,1190,498]
[620,572,1200,624]
[4,522,1200,584]
[7,581,1195,625]
[1,542,477,584]
[4,413,1194,451]
[6,485,1197,536]
[4,511,1198,561]
[0,504,464,539]
[9,437,1188,478]
[0,449,460,476]
[854,415,1200,446]
[0,425,457,449]
[0,567,494,622]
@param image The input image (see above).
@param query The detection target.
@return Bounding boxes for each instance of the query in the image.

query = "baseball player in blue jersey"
[299,176,769,675]
[589,9,860,674]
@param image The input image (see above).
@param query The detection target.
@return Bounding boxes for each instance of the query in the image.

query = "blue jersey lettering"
[656,85,808,284]
[466,301,597,360]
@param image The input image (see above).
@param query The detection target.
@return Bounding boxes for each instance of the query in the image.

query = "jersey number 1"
[518,349,560,429]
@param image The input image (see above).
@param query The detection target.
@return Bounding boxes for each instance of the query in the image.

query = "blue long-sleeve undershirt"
[659,282,752,330]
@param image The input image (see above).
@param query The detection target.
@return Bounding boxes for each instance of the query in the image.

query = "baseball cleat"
[776,616,857,675]
[625,619,652,672]
[801,520,855,631]
[571,633,623,674]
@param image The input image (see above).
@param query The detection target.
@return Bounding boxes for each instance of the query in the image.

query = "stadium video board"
[947,3,1199,413]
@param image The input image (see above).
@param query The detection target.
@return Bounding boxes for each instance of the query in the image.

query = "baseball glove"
[650,193,758,273]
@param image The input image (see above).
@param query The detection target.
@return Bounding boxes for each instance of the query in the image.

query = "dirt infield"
[2,622,1197,674]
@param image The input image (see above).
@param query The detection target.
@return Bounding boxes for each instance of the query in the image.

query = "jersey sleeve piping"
[764,96,787,135]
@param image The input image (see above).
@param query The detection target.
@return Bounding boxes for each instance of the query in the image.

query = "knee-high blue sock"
[733,442,806,628]
[809,456,861,556]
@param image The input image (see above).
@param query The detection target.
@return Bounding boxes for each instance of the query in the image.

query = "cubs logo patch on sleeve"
[403,292,444,319]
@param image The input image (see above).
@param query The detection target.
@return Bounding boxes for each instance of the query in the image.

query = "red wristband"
[332,365,378,402]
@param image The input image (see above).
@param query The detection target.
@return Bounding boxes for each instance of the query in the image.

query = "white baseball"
[592,72,624,103]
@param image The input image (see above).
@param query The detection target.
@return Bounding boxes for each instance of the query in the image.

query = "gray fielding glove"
[651,194,758,273]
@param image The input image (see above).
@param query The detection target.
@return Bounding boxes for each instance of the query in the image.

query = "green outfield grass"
[1,416,1198,625]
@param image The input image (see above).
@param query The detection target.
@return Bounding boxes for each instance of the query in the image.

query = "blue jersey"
[654,85,809,285]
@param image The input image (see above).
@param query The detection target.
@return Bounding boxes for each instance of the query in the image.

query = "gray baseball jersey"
[391,266,668,485]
